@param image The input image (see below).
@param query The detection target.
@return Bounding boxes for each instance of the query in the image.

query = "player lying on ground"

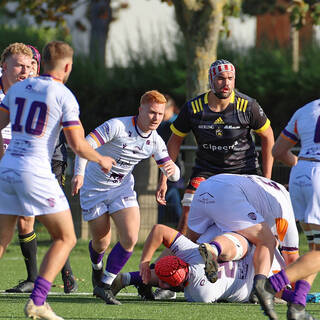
[110,224,286,303]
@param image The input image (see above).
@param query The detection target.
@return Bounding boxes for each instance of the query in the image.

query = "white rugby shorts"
[289,160,320,225]
[80,175,138,221]
[0,168,69,216]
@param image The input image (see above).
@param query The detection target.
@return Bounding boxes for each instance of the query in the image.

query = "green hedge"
[2,24,320,136]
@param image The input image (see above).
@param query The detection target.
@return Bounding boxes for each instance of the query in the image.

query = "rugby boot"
[111,273,125,296]
[93,283,121,305]
[154,288,176,300]
[24,298,64,320]
[198,243,219,283]
[62,270,78,294]
[6,280,34,293]
[287,303,317,320]
[91,267,104,288]
[254,277,278,320]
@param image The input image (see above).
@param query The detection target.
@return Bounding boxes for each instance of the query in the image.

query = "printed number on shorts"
[218,261,236,279]
[12,97,47,135]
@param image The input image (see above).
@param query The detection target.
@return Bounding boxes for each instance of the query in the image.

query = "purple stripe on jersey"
[281,246,298,252]
[3,138,10,145]
[62,120,80,127]
[0,102,9,112]
[282,129,298,142]
[91,129,104,145]
[170,232,182,248]
[156,156,171,165]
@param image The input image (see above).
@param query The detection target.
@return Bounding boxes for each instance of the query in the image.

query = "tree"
[161,0,242,98]
[0,0,128,65]
[243,0,320,72]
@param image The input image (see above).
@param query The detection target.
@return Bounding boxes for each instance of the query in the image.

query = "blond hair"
[0,42,33,66]
[140,90,167,106]
[42,41,74,70]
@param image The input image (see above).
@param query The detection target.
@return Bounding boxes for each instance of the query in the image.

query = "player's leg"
[6,216,37,293]
[52,159,78,293]
[94,207,140,305]
[25,209,76,320]
[88,213,111,288]
[0,214,18,258]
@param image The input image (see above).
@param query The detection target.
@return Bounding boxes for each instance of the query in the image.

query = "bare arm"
[257,126,274,179]
[63,126,116,172]
[140,224,179,283]
[272,135,298,167]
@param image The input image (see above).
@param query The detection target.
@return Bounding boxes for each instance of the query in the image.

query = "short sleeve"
[170,103,191,137]
[250,101,270,132]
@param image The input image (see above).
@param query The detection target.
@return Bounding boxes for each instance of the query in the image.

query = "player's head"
[162,94,177,122]
[27,45,41,77]
[137,90,167,133]
[0,42,33,87]
[208,59,235,99]
[42,41,74,83]
[155,255,189,289]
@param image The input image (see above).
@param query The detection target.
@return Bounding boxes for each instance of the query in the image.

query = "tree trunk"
[88,0,112,65]
[172,0,229,99]
[291,26,299,72]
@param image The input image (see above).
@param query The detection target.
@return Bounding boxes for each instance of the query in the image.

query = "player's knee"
[181,192,194,207]
[120,235,138,251]
[220,233,249,261]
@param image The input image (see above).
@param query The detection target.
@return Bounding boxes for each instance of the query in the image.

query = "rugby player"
[111,224,286,304]
[71,90,180,305]
[156,59,274,236]
[0,40,114,320]
[257,97,320,319]
[5,45,78,295]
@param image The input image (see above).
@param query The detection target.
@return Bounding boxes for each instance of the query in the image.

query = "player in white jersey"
[268,99,320,320]
[72,90,180,305]
[0,41,115,320]
[111,224,285,303]
[185,174,299,306]
[0,43,33,154]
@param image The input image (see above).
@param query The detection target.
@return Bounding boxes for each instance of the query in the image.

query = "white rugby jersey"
[281,99,320,160]
[169,234,282,303]
[188,174,299,255]
[0,75,81,173]
[74,116,171,191]
[0,77,11,150]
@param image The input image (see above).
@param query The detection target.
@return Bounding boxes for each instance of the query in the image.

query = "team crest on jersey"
[47,198,56,207]
[200,279,206,286]
[248,212,257,220]
[26,84,32,90]
[215,128,223,137]
[198,192,215,204]
[146,140,150,145]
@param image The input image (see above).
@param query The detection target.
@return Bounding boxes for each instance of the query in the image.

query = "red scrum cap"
[155,256,189,287]
[208,59,235,90]
[27,45,41,75]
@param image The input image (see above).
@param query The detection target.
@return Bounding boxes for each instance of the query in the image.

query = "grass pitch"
[0,228,319,320]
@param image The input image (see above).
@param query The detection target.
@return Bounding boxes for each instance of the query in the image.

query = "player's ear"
[64,61,72,74]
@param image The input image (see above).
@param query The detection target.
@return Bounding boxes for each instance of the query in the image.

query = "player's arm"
[256,125,274,179]
[64,125,115,178]
[140,224,179,283]
[156,133,184,205]
[0,108,10,159]
[272,134,298,167]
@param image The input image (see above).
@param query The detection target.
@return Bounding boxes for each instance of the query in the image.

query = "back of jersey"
[0,76,80,173]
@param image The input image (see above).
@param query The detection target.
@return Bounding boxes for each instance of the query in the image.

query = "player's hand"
[156,180,167,205]
[98,156,116,174]
[139,261,151,284]
[71,175,84,196]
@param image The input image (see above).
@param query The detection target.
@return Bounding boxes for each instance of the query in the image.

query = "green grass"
[0,229,319,320]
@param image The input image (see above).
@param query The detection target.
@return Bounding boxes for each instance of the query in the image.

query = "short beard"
[214,91,231,99]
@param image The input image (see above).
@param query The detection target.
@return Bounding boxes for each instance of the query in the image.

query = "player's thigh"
[111,207,140,246]
[88,213,111,242]
[0,215,18,247]
[36,210,76,244]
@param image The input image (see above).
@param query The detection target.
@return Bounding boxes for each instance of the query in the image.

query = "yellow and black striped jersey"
[170,90,270,173]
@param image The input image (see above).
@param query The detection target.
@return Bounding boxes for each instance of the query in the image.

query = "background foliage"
[1,25,320,136]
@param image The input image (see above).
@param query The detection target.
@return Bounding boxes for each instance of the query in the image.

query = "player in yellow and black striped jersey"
[156,59,274,235]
